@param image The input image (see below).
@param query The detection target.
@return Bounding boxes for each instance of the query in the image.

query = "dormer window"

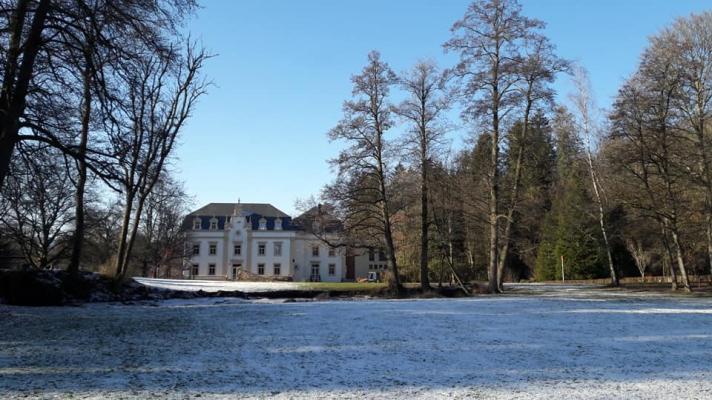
[259,217,267,230]
[192,218,201,230]
[275,218,282,230]
[209,218,218,230]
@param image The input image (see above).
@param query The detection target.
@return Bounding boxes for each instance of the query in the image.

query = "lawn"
[2,285,712,399]
[298,281,386,292]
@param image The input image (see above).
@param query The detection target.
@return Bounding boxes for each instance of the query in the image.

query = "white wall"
[294,236,344,282]
[249,231,295,277]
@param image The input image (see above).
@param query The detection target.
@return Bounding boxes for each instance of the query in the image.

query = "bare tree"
[0,0,198,188]
[325,51,403,293]
[393,60,450,291]
[626,238,652,281]
[496,35,568,289]
[570,67,619,287]
[662,12,712,277]
[0,144,74,268]
[608,38,693,291]
[445,0,543,293]
[0,0,51,186]
[110,43,209,279]
[138,176,192,278]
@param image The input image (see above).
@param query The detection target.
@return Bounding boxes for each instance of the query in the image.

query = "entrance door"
[232,264,241,280]
[310,263,320,282]
[346,256,355,280]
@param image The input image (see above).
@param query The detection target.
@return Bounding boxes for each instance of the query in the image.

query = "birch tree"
[569,67,619,287]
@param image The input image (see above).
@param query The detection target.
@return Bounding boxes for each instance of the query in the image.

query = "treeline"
[0,0,206,279]
[323,0,712,293]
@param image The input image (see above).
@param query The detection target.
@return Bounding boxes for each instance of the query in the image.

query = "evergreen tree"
[534,108,605,280]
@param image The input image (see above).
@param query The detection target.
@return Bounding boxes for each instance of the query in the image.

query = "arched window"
[192,218,201,230]
[274,218,282,230]
[258,217,267,230]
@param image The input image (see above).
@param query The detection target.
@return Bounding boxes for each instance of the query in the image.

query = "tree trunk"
[497,103,531,290]
[488,108,500,294]
[420,149,430,290]
[585,150,618,286]
[0,0,50,187]
[67,55,92,275]
[707,199,712,279]
[668,224,691,292]
[114,192,135,278]
[660,222,678,291]
[118,192,150,279]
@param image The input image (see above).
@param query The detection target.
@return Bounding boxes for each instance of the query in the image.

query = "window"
[210,218,218,230]
[258,243,266,256]
[328,247,336,257]
[368,249,375,261]
[312,245,320,257]
[209,243,217,255]
[275,218,282,230]
[234,244,241,256]
[273,263,281,276]
[193,218,201,230]
[208,264,216,275]
[259,217,267,230]
[192,244,200,255]
[311,263,320,279]
[258,264,265,275]
[379,250,387,261]
[274,242,282,257]
[192,264,199,276]
[328,264,335,276]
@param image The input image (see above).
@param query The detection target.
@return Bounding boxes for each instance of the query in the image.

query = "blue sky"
[177,0,711,216]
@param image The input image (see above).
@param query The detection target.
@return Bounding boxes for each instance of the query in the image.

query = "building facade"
[184,202,381,282]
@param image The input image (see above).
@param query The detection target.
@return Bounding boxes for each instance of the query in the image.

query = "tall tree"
[0,0,198,188]
[663,12,712,277]
[496,35,567,289]
[0,0,51,187]
[570,67,619,286]
[394,60,449,291]
[111,43,208,279]
[325,51,403,293]
[608,40,694,291]
[445,0,543,293]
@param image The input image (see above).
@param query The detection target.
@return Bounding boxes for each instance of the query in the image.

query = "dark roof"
[292,204,343,233]
[188,203,289,218]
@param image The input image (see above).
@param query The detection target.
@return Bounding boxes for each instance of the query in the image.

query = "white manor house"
[183,202,389,282]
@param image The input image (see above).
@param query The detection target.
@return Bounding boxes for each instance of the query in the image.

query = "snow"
[133,277,302,292]
[1,286,712,399]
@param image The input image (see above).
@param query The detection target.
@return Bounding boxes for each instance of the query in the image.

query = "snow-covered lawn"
[1,287,712,399]
[133,277,303,293]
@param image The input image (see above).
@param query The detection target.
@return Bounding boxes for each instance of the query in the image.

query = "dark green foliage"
[533,110,606,281]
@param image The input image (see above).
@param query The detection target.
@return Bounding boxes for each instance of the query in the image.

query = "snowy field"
[1,287,712,399]
[133,277,302,293]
